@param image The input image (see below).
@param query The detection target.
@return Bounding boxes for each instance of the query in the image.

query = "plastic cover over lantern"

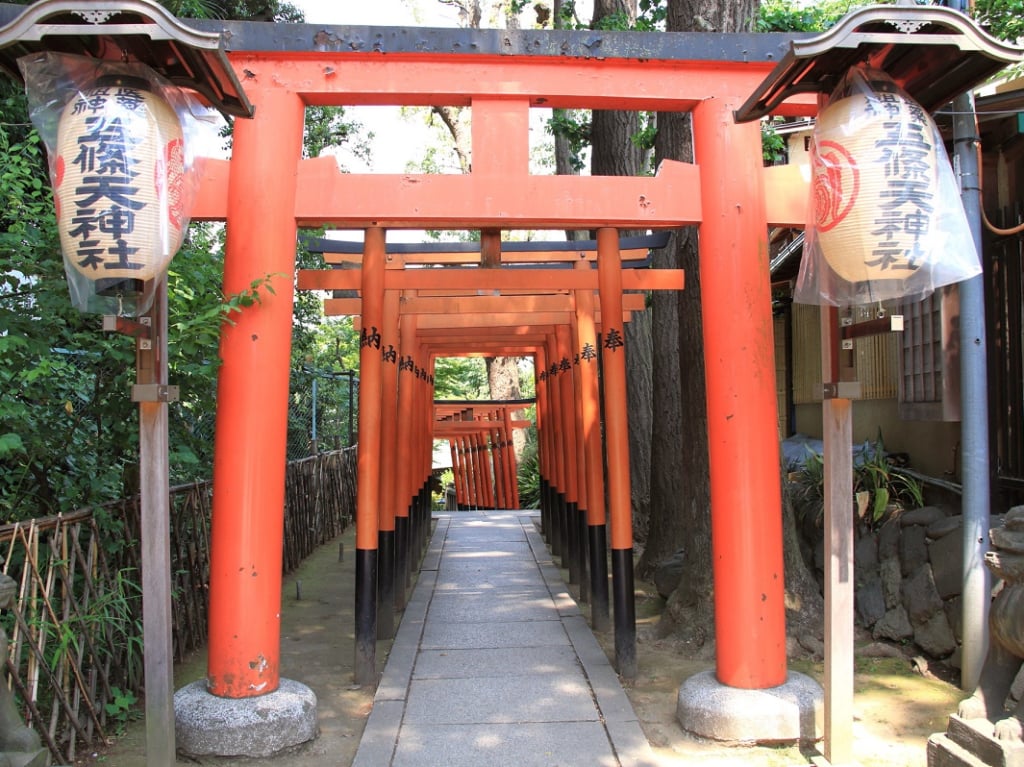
[19,52,206,315]
[795,66,981,306]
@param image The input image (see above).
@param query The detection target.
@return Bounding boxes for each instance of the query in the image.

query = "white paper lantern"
[54,75,186,296]
[811,86,941,284]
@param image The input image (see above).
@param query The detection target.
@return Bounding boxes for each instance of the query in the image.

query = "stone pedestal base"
[928,714,1024,767]
[0,749,47,767]
[677,670,822,745]
[174,678,317,758]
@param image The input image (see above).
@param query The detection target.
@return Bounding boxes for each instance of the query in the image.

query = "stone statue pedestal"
[0,752,47,767]
[928,714,1024,767]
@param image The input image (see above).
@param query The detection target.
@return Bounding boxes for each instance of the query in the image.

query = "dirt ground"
[595,581,964,767]
[93,523,964,766]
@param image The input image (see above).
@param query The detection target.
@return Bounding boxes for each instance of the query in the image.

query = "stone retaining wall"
[821,506,997,666]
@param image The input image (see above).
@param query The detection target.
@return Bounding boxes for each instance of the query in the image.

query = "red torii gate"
[309,229,684,660]
[184,27,811,705]
[2,2,1018,761]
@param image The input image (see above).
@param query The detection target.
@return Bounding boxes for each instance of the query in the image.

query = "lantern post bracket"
[822,382,862,400]
[131,384,179,403]
[102,314,151,339]
[735,3,1024,122]
[0,0,253,119]
[840,315,905,341]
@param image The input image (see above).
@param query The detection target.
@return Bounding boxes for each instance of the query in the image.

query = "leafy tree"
[755,0,852,32]
[973,0,1023,43]
[403,2,533,415]
[433,357,489,400]
[0,0,370,519]
[0,77,139,518]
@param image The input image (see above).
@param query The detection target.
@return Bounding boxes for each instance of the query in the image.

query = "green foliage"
[304,106,371,165]
[159,0,304,22]
[516,427,541,510]
[433,357,489,400]
[756,0,853,33]
[789,440,924,528]
[631,112,658,162]
[0,78,141,519]
[593,10,633,31]
[761,120,788,165]
[432,466,454,510]
[104,686,139,734]
[0,0,374,512]
[637,0,668,32]
[854,442,924,523]
[19,565,144,729]
[972,0,1024,44]
[546,111,591,173]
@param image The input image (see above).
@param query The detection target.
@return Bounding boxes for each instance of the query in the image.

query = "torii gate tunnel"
[6,11,823,693]
[180,23,816,692]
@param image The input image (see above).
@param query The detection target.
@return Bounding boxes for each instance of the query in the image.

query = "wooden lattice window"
[898,286,961,421]
[790,303,898,404]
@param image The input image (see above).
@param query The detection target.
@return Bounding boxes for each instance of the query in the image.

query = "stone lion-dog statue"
[958,507,1024,741]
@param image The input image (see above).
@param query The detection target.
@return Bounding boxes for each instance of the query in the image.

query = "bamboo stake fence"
[0,448,356,764]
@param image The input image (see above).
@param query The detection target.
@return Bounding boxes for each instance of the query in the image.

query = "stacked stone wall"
[826,506,999,665]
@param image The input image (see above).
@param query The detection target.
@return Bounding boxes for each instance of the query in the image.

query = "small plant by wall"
[789,438,924,530]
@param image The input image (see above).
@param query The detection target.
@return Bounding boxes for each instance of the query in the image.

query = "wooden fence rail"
[0,448,356,764]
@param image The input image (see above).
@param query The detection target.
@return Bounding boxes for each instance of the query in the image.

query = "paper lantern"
[811,85,941,284]
[54,75,186,297]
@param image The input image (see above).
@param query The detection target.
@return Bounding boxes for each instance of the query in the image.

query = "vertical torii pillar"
[355,227,387,684]
[535,348,555,545]
[597,228,637,681]
[502,406,520,509]
[556,324,582,586]
[377,288,401,639]
[676,95,822,743]
[574,269,610,631]
[174,83,317,757]
[394,307,419,604]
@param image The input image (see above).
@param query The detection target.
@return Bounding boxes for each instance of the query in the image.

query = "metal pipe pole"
[953,88,991,692]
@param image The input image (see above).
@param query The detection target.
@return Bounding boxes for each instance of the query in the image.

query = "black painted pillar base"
[612,547,637,681]
[576,505,590,604]
[566,501,581,585]
[549,488,563,557]
[589,524,610,632]
[540,478,550,537]
[419,484,431,553]
[354,548,378,686]
[414,485,425,554]
[408,502,419,573]
[558,493,571,568]
[395,514,410,606]
[544,480,556,545]
[377,530,395,639]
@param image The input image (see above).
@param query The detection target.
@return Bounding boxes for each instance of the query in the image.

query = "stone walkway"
[353,511,656,767]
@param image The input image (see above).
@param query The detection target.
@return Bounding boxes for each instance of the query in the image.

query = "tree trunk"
[656,0,822,649]
[432,4,528,450]
[636,113,687,573]
[655,125,712,632]
[782,481,825,642]
[485,356,526,458]
[432,105,471,173]
[657,0,748,647]
[590,0,650,535]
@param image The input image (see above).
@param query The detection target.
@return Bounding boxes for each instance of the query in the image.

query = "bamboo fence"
[0,448,356,764]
